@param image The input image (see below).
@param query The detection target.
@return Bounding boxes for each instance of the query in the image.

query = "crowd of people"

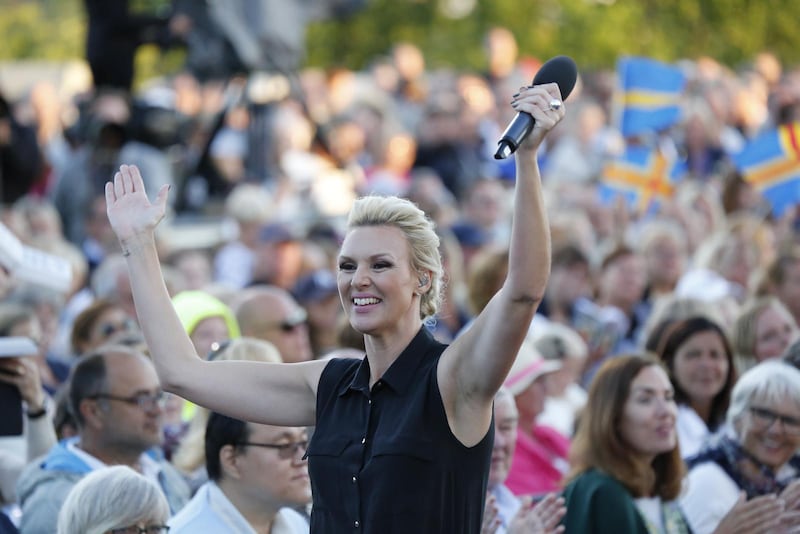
[1,18,800,533]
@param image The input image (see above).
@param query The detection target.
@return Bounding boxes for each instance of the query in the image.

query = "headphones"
[419,274,429,288]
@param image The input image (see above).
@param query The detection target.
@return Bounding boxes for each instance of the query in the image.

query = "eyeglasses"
[267,308,308,334]
[89,391,166,411]
[749,406,800,435]
[237,440,309,460]
[99,318,138,339]
[109,525,170,534]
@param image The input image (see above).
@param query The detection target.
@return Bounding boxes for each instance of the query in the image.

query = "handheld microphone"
[494,55,578,160]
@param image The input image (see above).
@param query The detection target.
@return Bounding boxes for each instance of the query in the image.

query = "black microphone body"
[494,55,578,159]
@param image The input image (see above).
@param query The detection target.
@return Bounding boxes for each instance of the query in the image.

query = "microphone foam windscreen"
[532,56,578,101]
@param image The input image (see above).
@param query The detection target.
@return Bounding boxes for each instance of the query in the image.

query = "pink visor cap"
[503,340,562,396]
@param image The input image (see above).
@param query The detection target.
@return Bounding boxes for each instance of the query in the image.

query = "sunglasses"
[269,308,308,333]
[99,318,137,339]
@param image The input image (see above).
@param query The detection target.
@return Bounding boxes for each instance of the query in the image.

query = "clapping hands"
[482,492,566,534]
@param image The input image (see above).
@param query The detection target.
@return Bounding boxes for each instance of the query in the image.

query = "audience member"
[213,183,274,290]
[466,246,508,317]
[453,178,511,248]
[168,412,311,533]
[251,223,305,290]
[642,296,724,350]
[232,285,314,362]
[593,245,650,356]
[0,302,69,394]
[531,323,588,438]
[0,352,56,510]
[681,360,800,533]
[503,341,568,496]
[167,248,214,292]
[426,229,472,343]
[291,269,342,357]
[15,346,189,533]
[636,219,689,304]
[730,295,798,374]
[482,387,566,534]
[57,465,170,534]
[0,92,44,205]
[537,244,591,327]
[561,354,690,533]
[654,316,736,458]
[69,298,139,357]
[172,290,241,360]
[763,248,800,327]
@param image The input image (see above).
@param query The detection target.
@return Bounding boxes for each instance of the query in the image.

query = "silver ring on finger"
[548,98,562,111]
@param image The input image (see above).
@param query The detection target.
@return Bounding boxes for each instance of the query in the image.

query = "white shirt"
[680,462,739,534]
[676,404,710,459]
[489,483,521,534]
[635,496,665,533]
[538,384,587,437]
[168,481,309,534]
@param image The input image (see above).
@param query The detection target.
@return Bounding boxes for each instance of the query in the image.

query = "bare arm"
[105,165,324,426]
[438,84,561,443]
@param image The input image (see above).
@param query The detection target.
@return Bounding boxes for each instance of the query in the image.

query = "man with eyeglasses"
[168,412,311,533]
[233,285,314,363]
[15,346,190,534]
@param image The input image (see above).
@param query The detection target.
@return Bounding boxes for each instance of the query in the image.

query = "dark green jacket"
[561,469,648,534]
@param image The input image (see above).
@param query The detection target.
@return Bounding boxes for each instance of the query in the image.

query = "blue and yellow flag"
[616,57,686,138]
[599,145,687,214]
[733,123,800,217]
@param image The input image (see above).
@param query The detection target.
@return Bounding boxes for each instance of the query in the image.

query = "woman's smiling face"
[738,396,800,470]
[672,329,730,407]
[337,225,419,335]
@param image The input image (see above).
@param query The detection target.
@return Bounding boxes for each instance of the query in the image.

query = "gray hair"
[347,195,442,319]
[727,360,800,432]
[57,465,169,534]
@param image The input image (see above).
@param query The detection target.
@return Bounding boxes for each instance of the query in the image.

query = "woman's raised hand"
[105,164,170,245]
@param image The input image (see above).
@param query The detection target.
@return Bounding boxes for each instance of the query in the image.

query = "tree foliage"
[305,0,800,72]
[1,0,798,84]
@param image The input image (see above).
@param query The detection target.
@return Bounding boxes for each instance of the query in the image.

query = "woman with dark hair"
[654,316,736,458]
[561,354,689,533]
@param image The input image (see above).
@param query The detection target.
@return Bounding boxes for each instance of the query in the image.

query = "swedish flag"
[616,57,686,138]
[599,145,687,214]
[733,123,800,217]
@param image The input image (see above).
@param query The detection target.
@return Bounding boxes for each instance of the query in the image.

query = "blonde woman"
[105,79,562,532]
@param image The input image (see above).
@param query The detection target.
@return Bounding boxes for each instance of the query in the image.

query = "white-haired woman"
[57,465,169,534]
[681,360,800,533]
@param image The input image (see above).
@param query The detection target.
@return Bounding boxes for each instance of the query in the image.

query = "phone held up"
[0,337,39,437]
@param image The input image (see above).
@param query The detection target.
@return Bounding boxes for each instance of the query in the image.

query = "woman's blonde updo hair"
[347,195,443,319]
